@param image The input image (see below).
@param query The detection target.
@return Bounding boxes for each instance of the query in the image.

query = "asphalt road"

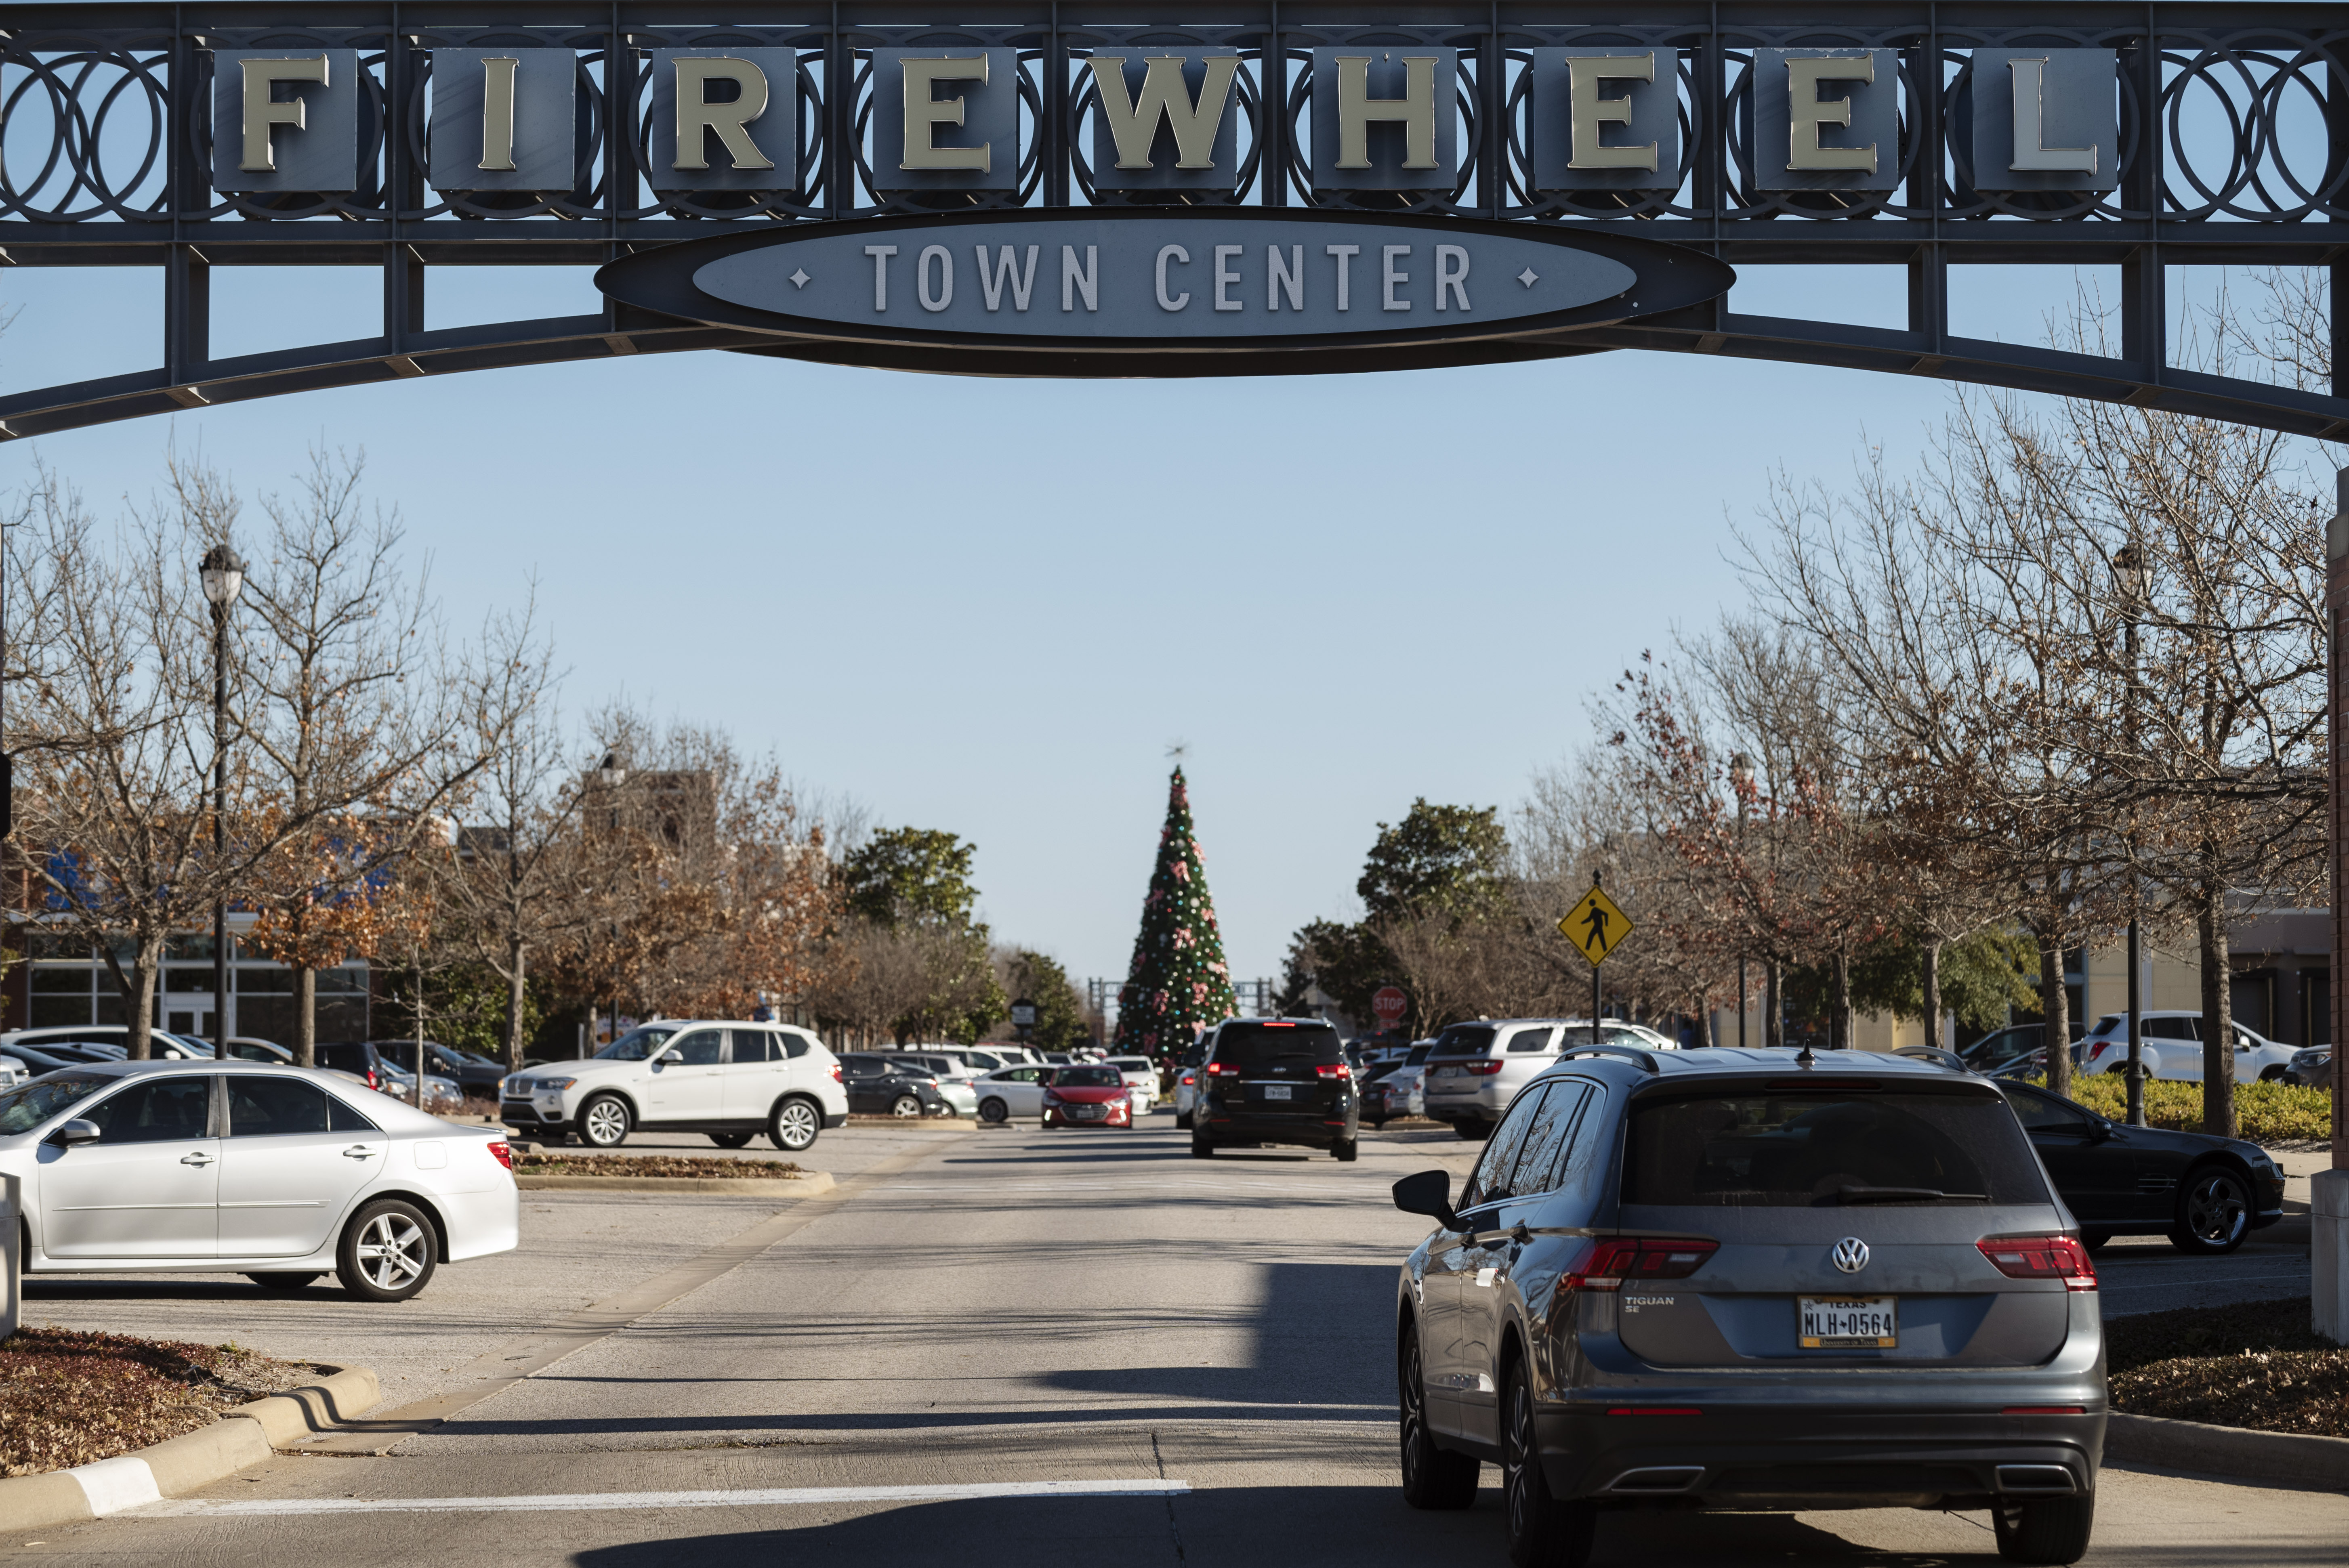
[15,1115,2347,1566]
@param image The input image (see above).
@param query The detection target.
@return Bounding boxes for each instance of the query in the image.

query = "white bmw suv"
[500,1022,848,1152]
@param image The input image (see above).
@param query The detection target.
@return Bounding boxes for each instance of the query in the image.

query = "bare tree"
[219,449,483,1064]
[4,467,291,1058]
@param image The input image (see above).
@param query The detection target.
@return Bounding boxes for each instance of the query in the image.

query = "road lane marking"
[139,1480,1192,1518]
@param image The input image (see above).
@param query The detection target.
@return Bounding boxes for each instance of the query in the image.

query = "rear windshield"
[1624,1088,2049,1207]
[1430,1024,1497,1059]
[1211,1022,1343,1071]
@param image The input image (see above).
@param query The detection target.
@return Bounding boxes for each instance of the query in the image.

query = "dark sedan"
[838,1054,955,1118]
[372,1040,504,1097]
[1998,1080,2287,1255]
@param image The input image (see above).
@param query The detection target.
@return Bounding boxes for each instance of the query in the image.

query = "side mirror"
[2087,1118,2115,1142]
[1392,1168,1460,1232]
[50,1118,100,1147]
[656,1049,684,1065]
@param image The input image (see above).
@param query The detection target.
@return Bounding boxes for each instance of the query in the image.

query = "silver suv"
[1391,1045,2103,1568]
[1421,1020,1653,1140]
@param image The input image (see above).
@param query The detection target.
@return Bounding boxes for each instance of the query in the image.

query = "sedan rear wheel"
[1398,1324,1478,1510]
[1502,1359,1595,1568]
[890,1094,924,1119]
[336,1199,439,1303]
[2170,1166,2252,1254]
[979,1097,1009,1124]
[578,1094,631,1149]
[768,1097,821,1152]
[1993,1494,2095,1564]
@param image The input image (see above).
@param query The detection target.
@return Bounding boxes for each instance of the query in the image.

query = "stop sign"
[1372,987,1407,1025]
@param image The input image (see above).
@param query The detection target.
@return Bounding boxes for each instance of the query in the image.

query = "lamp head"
[2111,544,2148,607]
[198,544,247,607]
[597,750,626,789]
[1729,751,1754,787]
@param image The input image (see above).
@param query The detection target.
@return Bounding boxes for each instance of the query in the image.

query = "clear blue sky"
[0,258,2140,989]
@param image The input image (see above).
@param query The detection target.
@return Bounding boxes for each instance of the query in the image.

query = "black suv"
[838,1054,957,1117]
[1191,1018,1359,1161]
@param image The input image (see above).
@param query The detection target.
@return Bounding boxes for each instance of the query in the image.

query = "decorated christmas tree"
[1114,766,1237,1060]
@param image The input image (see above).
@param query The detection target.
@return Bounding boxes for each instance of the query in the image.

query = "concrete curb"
[515,1171,836,1196]
[2107,1410,2349,1487]
[0,1364,379,1533]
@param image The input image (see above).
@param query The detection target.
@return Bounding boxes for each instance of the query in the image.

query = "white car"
[0,1025,218,1062]
[971,1064,1061,1124]
[500,1020,849,1152]
[0,1060,517,1301]
[2079,1010,2297,1083]
[1105,1056,1159,1113]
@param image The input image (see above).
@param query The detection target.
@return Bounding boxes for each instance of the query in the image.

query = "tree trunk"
[1921,937,1943,1052]
[505,938,529,1072]
[1765,961,1782,1050]
[2196,882,2238,1137]
[1831,950,1852,1050]
[2040,940,2073,1098]
[122,945,159,1060]
[295,967,317,1066]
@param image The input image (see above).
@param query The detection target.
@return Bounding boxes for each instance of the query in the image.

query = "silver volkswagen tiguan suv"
[1391,1045,2103,1568]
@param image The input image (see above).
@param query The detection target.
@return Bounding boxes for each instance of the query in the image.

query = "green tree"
[1278,917,1391,1026]
[1358,800,1509,922]
[1002,949,1091,1052]
[842,828,979,928]
[1115,767,1238,1059]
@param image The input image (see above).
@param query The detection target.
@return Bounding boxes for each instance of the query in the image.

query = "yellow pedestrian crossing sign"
[1560,885,1633,966]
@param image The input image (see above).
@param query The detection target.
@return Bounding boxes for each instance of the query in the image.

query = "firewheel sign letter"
[1559,886,1633,965]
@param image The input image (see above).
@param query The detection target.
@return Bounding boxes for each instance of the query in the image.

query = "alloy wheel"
[1401,1339,1431,1491]
[1505,1369,1534,1541]
[891,1095,923,1118]
[582,1097,629,1147]
[357,1212,428,1291]
[772,1101,819,1150]
[2184,1171,2248,1245]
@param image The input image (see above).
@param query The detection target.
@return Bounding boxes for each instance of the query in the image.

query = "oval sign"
[594,208,1733,377]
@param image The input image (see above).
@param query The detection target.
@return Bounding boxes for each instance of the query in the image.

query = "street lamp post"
[1730,752,1753,1049]
[199,545,246,1054]
[597,750,626,1047]
[2114,545,2149,1128]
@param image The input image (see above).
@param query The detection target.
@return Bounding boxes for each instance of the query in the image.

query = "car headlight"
[534,1077,577,1092]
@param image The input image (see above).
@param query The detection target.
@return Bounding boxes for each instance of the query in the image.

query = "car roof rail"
[1559,1043,1663,1075]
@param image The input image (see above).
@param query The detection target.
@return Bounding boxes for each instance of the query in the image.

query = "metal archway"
[7,1,2349,439]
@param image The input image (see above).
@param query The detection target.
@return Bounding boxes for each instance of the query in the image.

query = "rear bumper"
[1536,1404,2105,1509]
[1198,1111,1356,1147]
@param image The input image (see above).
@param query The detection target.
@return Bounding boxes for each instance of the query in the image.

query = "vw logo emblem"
[1832,1237,1870,1274]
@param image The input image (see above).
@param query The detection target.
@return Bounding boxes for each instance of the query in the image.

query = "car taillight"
[486,1140,513,1171]
[1465,1060,1506,1076]
[1564,1237,1719,1292]
[1977,1235,2097,1290]
[829,1064,843,1082]
[2088,1041,2110,1060]
[1179,1071,1195,1086]
[1315,1063,1351,1080]
[1206,1062,1238,1077]
[366,1068,380,1089]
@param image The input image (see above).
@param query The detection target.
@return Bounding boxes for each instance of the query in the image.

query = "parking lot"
[15,1115,2347,1566]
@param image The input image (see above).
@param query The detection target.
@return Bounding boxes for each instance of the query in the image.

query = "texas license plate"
[1263,1084,1292,1100]
[1435,1065,1462,1078]
[1072,1105,1105,1120]
[1799,1296,1897,1348]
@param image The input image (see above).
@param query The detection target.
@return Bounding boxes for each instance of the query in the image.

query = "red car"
[1042,1065,1136,1129]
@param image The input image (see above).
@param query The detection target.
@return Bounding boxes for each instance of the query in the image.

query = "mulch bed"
[0,1327,318,1477]
[2107,1297,2348,1438]
[516,1152,805,1179]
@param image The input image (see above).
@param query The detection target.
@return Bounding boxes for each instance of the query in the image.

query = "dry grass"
[0,1327,317,1477]
[2107,1297,2348,1438]
[516,1152,805,1179]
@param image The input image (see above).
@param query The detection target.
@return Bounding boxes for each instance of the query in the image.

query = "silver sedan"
[0,1060,519,1301]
